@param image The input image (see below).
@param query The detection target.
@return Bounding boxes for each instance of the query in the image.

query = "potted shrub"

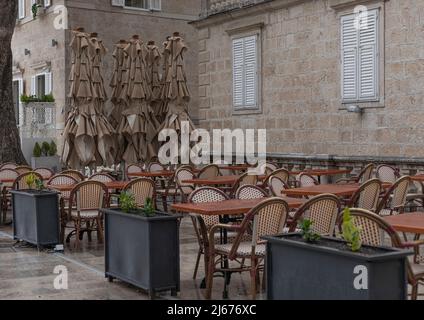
[10,174,60,249]
[263,210,412,300]
[31,140,61,172]
[101,192,181,299]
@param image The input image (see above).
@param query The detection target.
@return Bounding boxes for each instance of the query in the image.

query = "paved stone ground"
[0,211,261,300]
[0,209,422,300]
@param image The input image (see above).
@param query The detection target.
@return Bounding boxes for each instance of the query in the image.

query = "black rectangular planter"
[11,190,60,248]
[102,208,181,298]
[263,233,412,300]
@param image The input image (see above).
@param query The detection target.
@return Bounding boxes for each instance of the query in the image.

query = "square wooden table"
[281,183,363,197]
[183,174,266,186]
[128,170,174,178]
[385,213,424,234]
[50,181,129,192]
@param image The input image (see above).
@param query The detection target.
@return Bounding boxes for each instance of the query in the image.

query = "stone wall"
[194,0,424,159]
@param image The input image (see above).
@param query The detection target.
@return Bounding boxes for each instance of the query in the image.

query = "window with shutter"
[111,0,125,7]
[44,72,52,95]
[18,0,25,19]
[341,9,379,102]
[44,0,51,7]
[232,35,258,110]
[150,0,161,10]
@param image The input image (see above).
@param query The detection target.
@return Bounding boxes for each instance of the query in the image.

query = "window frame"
[230,29,262,115]
[18,0,26,20]
[339,4,385,108]
[123,0,161,11]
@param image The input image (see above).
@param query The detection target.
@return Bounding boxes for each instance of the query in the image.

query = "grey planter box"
[102,208,181,298]
[31,155,61,173]
[11,190,60,248]
[264,233,411,300]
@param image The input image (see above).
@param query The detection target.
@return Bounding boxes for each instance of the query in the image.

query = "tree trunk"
[0,0,26,165]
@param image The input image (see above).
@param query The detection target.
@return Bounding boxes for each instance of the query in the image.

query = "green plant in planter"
[25,174,36,190]
[35,178,45,191]
[49,141,57,156]
[33,142,42,157]
[32,3,41,19]
[342,208,362,252]
[119,192,137,213]
[42,94,55,102]
[41,142,50,156]
[299,219,321,243]
[143,197,156,217]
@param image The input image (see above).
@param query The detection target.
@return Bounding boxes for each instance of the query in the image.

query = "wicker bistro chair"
[205,198,290,300]
[65,181,109,249]
[89,173,115,183]
[13,172,43,190]
[268,176,290,197]
[297,173,319,188]
[337,163,375,184]
[347,179,382,212]
[175,168,196,203]
[122,178,156,208]
[235,185,268,200]
[289,194,341,236]
[15,166,32,175]
[406,179,424,210]
[229,173,259,197]
[264,168,290,185]
[61,170,85,182]
[126,163,144,177]
[188,187,230,280]
[147,162,165,172]
[376,164,400,184]
[0,169,19,223]
[347,208,424,300]
[47,174,79,201]
[0,163,17,170]
[197,164,220,179]
[376,176,411,216]
[34,167,54,180]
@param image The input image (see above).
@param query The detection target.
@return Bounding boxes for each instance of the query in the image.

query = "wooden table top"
[128,170,174,178]
[411,175,424,182]
[385,213,424,234]
[0,179,15,183]
[282,182,391,197]
[183,174,266,186]
[49,181,129,192]
[171,197,306,216]
[289,169,352,176]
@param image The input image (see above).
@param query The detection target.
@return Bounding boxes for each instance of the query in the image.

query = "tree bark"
[0,0,26,165]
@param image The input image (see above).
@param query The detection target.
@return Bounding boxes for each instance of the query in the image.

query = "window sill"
[339,101,385,110]
[123,6,161,12]
[232,108,262,116]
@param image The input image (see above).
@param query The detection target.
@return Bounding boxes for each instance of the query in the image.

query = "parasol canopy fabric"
[62,29,116,169]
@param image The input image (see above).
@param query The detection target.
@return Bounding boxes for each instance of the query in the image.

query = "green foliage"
[143,198,156,217]
[35,178,44,191]
[41,142,50,156]
[32,3,41,19]
[299,219,321,243]
[33,142,42,157]
[342,208,362,252]
[20,94,55,103]
[25,174,36,190]
[49,141,57,156]
[119,192,137,213]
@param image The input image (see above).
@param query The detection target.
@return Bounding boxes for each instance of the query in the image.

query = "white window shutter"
[232,38,244,108]
[341,14,358,101]
[44,72,52,95]
[44,0,51,7]
[359,9,378,100]
[150,0,161,10]
[111,0,124,7]
[31,76,37,96]
[243,36,257,107]
[18,0,25,19]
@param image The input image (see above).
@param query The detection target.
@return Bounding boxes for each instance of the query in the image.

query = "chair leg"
[250,258,257,300]
[96,217,104,244]
[86,221,92,242]
[411,284,418,300]
[74,221,81,249]
[162,195,168,212]
[205,253,215,299]
[193,248,202,280]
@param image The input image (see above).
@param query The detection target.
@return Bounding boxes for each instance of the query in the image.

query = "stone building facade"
[12,0,200,161]
[193,0,424,165]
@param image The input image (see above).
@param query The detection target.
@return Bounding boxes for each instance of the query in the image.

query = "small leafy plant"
[41,142,50,156]
[299,219,321,243]
[32,3,42,19]
[119,192,137,213]
[35,178,44,191]
[25,173,36,190]
[342,208,362,252]
[33,142,42,157]
[21,94,55,103]
[49,141,57,156]
[143,198,156,217]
